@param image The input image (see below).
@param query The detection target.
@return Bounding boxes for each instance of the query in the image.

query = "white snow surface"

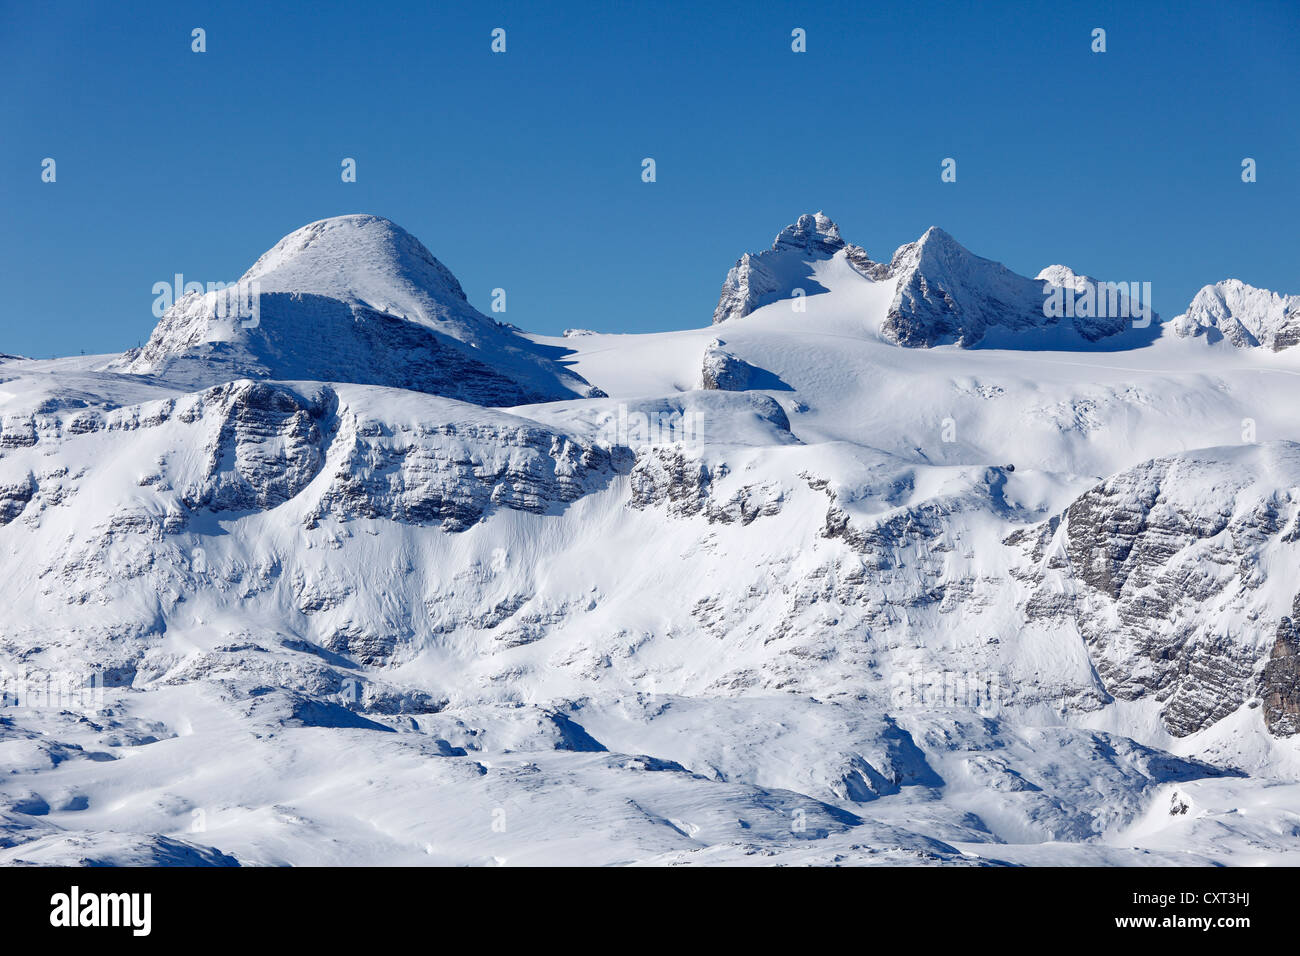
[2,214,1299,866]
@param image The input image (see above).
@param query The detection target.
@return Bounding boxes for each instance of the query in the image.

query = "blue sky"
[2,0,1297,357]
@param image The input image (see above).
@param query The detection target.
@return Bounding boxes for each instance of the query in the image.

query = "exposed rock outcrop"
[701,339,761,390]
[1009,442,1300,737]
[1261,597,1300,736]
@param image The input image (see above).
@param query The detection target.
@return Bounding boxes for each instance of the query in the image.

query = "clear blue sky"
[2,0,1297,357]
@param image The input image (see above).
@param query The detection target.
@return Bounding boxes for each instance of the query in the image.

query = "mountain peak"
[240,214,470,326]
[712,216,1159,349]
[713,213,851,323]
[1037,264,1089,288]
[1172,278,1300,350]
[771,212,845,255]
[884,230,1156,348]
[886,226,970,272]
[919,225,957,245]
[117,215,591,404]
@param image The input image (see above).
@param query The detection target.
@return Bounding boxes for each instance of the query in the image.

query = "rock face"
[1171,279,1300,350]
[180,381,334,513]
[0,474,36,525]
[7,379,618,533]
[713,253,785,324]
[117,215,591,405]
[0,377,627,686]
[771,212,848,256]
[1008,442,1300,737]
[701,339,761,390]
[306,403,620,532]
[1261,596,1300,736]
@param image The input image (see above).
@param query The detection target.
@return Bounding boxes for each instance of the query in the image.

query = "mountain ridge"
[712,213,1174,350]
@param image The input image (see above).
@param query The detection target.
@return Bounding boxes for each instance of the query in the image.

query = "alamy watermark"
[891,669,1004,717]
[152,274,262,329]
[596,404,703,450]
[1043,278,1152,328]
[50,886,151,936]
[0,667,105,712]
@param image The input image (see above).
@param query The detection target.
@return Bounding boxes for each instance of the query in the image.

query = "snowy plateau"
[2,212,1300,867]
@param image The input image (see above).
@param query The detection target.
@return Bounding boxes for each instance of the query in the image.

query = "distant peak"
[914,226,971,255]
[242,215,451,287]
[918,225,955,244]
[712,213,852,323]
[254,214,407,254]
[1186,278,1295,315]
[886,225,974,273]
[1173,278,1300,350]
[235,214,469,322]
[772,212,845,255]
[1036,264,1099,290]
[1200,278,1256,296]
[118,214,592,403]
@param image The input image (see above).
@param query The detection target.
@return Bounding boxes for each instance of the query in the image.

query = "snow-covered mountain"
[714,213,1157,349]
[116,215,594,404]
[2,213,1299,867]
[1171,278,1300,350]
[713,212,876,324]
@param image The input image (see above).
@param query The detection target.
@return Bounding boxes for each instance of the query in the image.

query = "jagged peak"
[888,226,974,270]
[771,212,845,255]
[1036,264,1116,292]
[1038,263,1085,284]
[918,225,958,245]
[1189,277,1289,305]
[1173,278,1300,350]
